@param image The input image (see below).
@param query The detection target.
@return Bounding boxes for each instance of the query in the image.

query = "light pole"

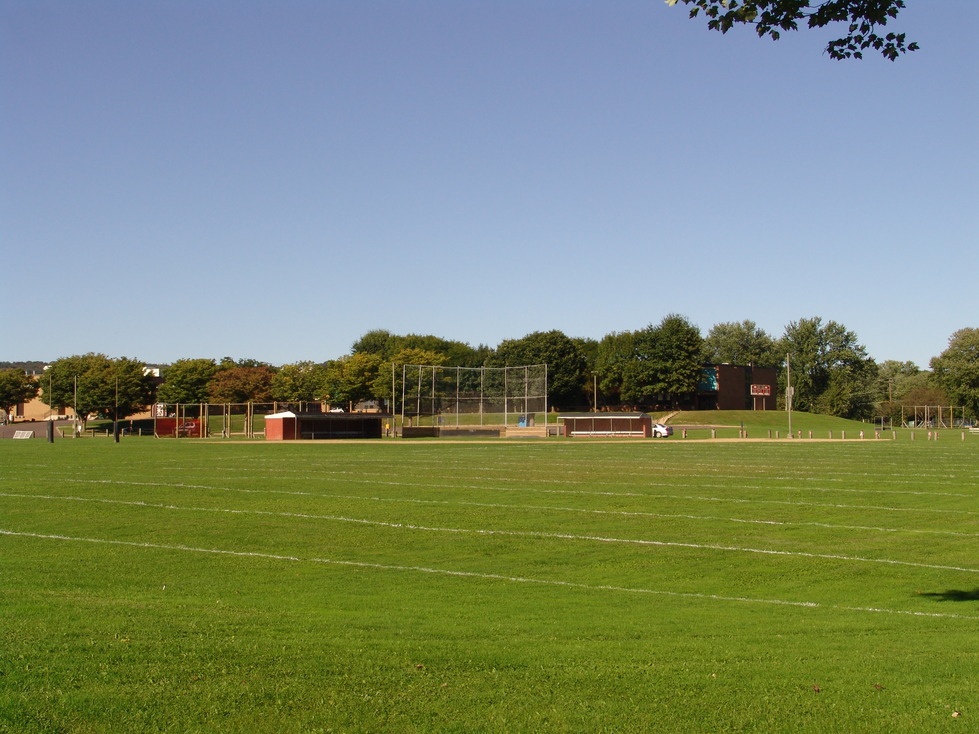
[786,353,793,437]
[114,376,120,443]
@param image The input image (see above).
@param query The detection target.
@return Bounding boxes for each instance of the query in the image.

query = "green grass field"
[2,434,978,732]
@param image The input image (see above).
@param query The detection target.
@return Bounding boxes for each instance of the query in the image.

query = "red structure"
[561,413,652,438]
[154,417,203,438]
[265,411,384,440]
[698,365,778,410]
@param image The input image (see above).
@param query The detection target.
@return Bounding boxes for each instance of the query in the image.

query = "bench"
[13,430,35,439]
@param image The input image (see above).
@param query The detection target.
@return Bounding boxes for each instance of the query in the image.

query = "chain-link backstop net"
[392,364,548,428]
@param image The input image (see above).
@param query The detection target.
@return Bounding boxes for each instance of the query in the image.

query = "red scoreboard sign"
[750,384,771,396]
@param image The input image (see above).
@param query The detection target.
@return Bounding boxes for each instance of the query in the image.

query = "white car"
[651,422,673,438]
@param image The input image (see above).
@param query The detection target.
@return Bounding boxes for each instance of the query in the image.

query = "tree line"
[1,318,977,424]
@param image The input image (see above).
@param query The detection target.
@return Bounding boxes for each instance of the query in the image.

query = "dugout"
[561,413,652,438]
[265,411,384,440]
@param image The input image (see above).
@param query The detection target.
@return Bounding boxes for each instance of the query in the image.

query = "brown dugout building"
[561,413,653,438]
[265,411,384,440]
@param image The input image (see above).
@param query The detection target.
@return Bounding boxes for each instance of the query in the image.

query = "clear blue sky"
[3,1,976,368]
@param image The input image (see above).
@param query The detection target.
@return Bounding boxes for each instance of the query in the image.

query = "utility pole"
[786,353,793,437]
[114,376,120,443]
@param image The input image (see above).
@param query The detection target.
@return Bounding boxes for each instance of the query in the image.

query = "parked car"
[651,422,673,438]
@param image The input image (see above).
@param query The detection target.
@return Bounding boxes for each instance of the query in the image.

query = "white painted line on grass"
[5,493,979,575]
[39,478,979,518]
[1,528,975,621]
[5,491,978,540]
[157,462,975,498]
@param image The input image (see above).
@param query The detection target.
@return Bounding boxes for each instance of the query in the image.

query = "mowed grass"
[2,437,978,733]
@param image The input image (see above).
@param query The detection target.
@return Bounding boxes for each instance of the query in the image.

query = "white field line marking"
[5,491,978,540]
[222,450,978,478]
[41,478,979,518]
[189,466,976,499]
[6,493,979,575]
[30,465,975,499]
[2,528,976,621]
[200,452,979,482]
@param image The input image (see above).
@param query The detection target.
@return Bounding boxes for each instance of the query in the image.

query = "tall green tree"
[157,358,219,404]
[654,314,705,398]
[596,317,704,409]
[780,317,876,418]
[270,361,329,402]
[353,330,484,366]
[873,360,924,402]
[44,354,156,423]
[594,331,636,408]
[702,320,780,367]
[620,325,661,406]
[373,349,447,411]
[351,330,398,358]
[0,369,40,416]
[666,0,918,60]
[219,357,270,369]
[930,328,979,419]
[207,366,275,404]
[492,331,588,408]
[324,353,385,409]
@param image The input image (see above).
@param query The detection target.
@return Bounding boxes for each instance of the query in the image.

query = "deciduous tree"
[655,314,705,398]
[157,359,219,404]
[595,331,636,407]
[601,316,704,409]
[44,354,156,423]
[702,320,780,367]
[207,366,275,404]
[780,317,876,418]
[353,330,485,366]
[666,0,918,60]
[270,361,329,403]
[0,369,40,416]
[930,328,979,419]
[493,331,588,408]
[373,349,447,411]
[324,353,384,409]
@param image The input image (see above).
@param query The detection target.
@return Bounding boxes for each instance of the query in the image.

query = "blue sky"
[3,0,976,368]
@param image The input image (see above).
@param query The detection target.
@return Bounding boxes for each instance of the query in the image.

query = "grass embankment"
[668,410,905,439]
[2,438,978,731]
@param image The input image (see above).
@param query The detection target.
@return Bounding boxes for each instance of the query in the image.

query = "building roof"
[265,411,387,420]
[560,412,649,419]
